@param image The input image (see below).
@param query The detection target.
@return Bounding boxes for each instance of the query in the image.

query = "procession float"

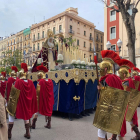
[28,29,99,118]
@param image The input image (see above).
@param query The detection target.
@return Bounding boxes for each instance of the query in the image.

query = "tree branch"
[102,0,120,12]
[135,0,140,8]
[125,0,131,11]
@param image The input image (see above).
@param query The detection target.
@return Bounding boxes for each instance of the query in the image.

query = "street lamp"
[106,41,112,50]
[106,39,122,54]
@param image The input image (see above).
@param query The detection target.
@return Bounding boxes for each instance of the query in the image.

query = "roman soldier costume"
[31,65,54,129]
[116,59,140,140]
[6,66,18,102]
[7,63,38,139]
[0,72,6,98]
[93,50,130,140]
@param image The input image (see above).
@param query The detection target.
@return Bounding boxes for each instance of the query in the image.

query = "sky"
[0,0,104,37]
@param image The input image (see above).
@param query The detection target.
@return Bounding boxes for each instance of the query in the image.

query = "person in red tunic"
[8,63,38,139]
[6,66,18,102]
[0,72,6,98]
[96,50,127,140]
[31,65,54,129]
[116,60,140,140]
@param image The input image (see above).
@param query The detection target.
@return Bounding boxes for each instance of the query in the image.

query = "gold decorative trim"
[28,69,97,84]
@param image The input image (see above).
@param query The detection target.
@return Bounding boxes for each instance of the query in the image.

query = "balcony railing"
[89,47,101,52]
[96,38,100,42]
[55,30,63,34]
[69,29,74,34]
[89,36,93,41]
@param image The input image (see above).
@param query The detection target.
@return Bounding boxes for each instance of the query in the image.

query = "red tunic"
[15,79,38,120]
[100,74,126,137]
[7,77,16,101]
[0,81,6,98]
[38,79,54,116]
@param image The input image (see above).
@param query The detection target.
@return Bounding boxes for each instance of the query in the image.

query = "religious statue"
[32,29,57,72]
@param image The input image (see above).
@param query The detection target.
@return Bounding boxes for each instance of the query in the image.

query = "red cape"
[7,77,16,101]
[0,81,6,98]
[15,79,38,120]
[100,74,126,137]
[39,79,54,116]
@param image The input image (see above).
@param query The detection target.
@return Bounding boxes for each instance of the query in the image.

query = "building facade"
[104,1,140,68]
[0,7,104,66]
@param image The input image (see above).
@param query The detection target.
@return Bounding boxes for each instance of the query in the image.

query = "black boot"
[44,116,51,129]
[131,126,140,140]
[31,118,37,129]
[24,123,30,139]
[8,124,13,140]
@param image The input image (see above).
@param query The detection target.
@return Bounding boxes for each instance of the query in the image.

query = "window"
[78,22,80,24]
[101,45,103,50]
[84,54,86,58]
[110,27,116,39]
[70,25,72,30]
[38,33,40,39]
[33,35,35,40]
[96,34,98,40]
[101,36,103,43]
[42,42,44,46]
[38,43,40,50]
[11,41,12,45]
[84,42,86,47]
[33,44,35,51]
[128,5,133,16]
[42,31,44,38]
[90,43,92,50]
[96,44,98,50]
[53,27,55,34]
[14,46,15,51]
[84,31,86,36]
[14,40,15,44]
[90,33,92,37]
[53,20,55,23]
[90,55,92,62]
[8,48,9,51]
[110,10,116,21]
[60,17,61,20]
[77,39,79,46]
[29,34,30,38]
[70,19,72,21]
[111,45,115,51]
[59,25,62,31]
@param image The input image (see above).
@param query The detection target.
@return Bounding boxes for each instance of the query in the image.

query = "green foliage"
[1,49,23,73]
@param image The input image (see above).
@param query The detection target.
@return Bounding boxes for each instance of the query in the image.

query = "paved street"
[10,108,140,140]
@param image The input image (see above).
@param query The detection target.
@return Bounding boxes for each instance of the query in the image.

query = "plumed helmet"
[37,65,48,79]
[116,59,135,79]
[100,50,121,74]
[132,67,140,76]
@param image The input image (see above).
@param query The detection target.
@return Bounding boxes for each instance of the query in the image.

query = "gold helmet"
[0,72,6,80]
[19,63,28,79]
[11,66,18,78]
[100,50,120,76]
[37,65,48,79]
[116,59,135,80]
[132,67,140,76]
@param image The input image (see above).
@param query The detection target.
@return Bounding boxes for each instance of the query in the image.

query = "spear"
[93,38,99,85]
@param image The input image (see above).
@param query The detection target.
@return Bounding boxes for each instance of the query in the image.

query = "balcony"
[89,47,100,52]
[96,38,100,43]
[17,40,19,44]
[55,30,63,35]
[69,29,74,35]
[89,36,93,41]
